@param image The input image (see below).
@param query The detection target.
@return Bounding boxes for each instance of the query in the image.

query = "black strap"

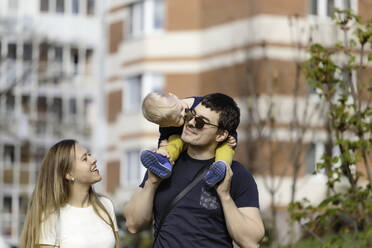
[153,165,209,241]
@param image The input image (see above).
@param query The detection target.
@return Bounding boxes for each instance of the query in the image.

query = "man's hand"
[215,163,233,199]
[147,170,163,186]
[155,147,175,165]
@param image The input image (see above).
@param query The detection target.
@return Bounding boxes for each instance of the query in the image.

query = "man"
[123,93,264,247]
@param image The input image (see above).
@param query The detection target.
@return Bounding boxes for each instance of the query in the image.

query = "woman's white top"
[40,197,118,248]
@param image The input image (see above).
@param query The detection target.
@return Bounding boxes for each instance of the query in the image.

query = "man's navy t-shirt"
[140,152,260,248]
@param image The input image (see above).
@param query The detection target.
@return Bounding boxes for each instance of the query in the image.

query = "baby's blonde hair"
[142,92,180,126]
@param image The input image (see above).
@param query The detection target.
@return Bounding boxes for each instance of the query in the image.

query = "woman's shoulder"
[98,196,114,211]
[42,210,59,223]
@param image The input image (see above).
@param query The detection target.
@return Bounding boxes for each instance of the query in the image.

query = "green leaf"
[368,54,372,61]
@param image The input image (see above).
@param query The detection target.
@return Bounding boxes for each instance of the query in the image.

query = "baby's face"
[166,95,187,127]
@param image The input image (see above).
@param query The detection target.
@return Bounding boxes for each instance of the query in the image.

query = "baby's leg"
[166,135,184,163]
[140,135,184,179]
[215,142,234,166]
[204,142,234,187]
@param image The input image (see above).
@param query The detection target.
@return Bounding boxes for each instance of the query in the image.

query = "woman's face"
[69,144,101,185]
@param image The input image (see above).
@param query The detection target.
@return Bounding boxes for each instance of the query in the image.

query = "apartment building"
[105,0,371,217]
[0,0,105,246]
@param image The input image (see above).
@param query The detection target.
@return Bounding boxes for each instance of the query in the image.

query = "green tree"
[290,9,372,248]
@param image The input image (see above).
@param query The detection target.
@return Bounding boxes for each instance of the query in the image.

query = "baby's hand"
[226,136,237,148]
[155,147,175,165]
[159,139,169,147]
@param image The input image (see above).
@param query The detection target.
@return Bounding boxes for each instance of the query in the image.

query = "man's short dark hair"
[201,93,240,134]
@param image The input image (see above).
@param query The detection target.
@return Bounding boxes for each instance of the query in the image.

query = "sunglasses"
[184,108,220,129]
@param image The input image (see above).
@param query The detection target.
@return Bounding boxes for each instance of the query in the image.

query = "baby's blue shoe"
[140,150,172,179]
[204,161,227,187]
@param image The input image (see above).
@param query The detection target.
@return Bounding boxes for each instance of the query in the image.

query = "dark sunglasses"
[184,108,220,129]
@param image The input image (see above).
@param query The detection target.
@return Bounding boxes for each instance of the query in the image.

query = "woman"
[20,139,119,248]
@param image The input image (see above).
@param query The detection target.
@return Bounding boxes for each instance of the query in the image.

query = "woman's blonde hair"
[142,92,180,126]
[20,139,120,248]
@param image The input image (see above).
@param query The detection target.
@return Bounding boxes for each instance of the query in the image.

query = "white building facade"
[0,0,106,246]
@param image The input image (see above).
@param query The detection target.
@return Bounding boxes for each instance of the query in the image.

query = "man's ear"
[216,130,229,143]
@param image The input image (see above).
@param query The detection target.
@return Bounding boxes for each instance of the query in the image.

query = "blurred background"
[0,0,371,247]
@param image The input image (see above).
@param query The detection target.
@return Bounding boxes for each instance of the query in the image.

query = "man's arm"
[216,165,265,248]
[123,171,162,234]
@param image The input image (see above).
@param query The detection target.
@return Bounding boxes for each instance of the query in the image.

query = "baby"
[140,92,237,187]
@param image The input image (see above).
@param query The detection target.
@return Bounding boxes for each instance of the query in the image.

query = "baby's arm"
[226,135,237,149]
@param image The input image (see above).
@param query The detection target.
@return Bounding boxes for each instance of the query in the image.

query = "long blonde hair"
[20,139,119,248]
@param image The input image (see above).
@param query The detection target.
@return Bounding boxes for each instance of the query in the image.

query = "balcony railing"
[0,112,92,138]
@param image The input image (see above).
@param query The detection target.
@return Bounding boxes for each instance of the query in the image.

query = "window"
[71,47,79,75]
[23,43,32,61]
[56,0,65,13]
[125,149,144,185]
[85,49,93,75]
[310,0,318,15]
[69,98,77,115]
[306,143,325,175]
[22,95,30,113]
[309,0,353,17]
[87,0,95,15]
[72,0,79,14]
[19,194,29,215]
[37,96,47,116]
[127,0,165,38]
[7,43,17,60]
[128,1,144,37]
[343,0,351,9]
[327,0,335,17]
[39,43,48,82]
[20,142,31,163]
[3,196,12,213]
[40,0,49,12]
[124,73,164,112]
[51,97,63,121]
[83,98,92,117]
[125,75,142,112]
[306,144,316,174]
[39,42,48,62]
[34,146,47,163]
[55,46,63,62]
[154,0,165,29]
[52,46,64,82]
[22,44,33,84]
[5,93,15,112]
[4,144,15,163]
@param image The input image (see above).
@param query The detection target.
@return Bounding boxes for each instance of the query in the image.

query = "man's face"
[181,104,220,148]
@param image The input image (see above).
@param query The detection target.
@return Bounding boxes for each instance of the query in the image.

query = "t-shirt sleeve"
[39,212,58,245]
[100,197,118,232]
[230,162,260,209]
